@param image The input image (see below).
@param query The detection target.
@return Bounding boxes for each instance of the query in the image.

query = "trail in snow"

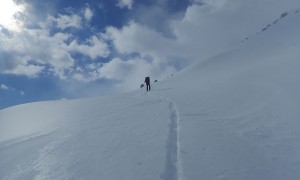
[161,102,178,180]
[148,91,182,180]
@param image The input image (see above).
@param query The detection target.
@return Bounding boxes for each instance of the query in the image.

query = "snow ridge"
[242,8,300,43]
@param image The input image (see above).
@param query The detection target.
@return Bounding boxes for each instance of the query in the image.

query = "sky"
[1,0,300,109]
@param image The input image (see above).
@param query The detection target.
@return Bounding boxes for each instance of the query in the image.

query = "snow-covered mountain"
[1,9,300,180]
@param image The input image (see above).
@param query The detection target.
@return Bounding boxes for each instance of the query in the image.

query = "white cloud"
[1,25,109,79]
[0,83,24,95]
[0,28,74,78]
[73,73,88,82]
[68,35,110,60]
[0,4,110,80]
[84,7,93,22]
[99,58,133,80]
[0,84,9,90]
[117,0,134,10]
[0,0,25,31]
[55,13,82,30]
[106,22,180,65]
[4,63,44,78]
[200,0,239,12]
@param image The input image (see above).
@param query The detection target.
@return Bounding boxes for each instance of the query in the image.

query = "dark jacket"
[144,77,150,84]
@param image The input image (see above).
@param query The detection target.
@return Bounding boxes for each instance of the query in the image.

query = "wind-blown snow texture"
[1,9,300,180]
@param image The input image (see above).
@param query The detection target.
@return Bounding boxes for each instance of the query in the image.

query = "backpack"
[145,77,150,83]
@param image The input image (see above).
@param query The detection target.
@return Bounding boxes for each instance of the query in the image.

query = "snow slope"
[1,9,300,180]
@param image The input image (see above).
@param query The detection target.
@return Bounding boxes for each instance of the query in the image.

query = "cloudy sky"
[1,0,300,109]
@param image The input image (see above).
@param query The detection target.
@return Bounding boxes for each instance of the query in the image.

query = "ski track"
[150,93,183,180]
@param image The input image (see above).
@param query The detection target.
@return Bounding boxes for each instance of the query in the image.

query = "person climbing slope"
[144,76,151,91]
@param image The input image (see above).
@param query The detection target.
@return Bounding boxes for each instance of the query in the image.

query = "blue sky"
[1,0,300,109]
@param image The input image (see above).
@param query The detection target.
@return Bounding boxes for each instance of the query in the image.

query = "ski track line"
[168,102,182,180]
[148,93,183,180]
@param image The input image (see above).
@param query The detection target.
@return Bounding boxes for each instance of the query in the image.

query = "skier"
[144,76,151,91]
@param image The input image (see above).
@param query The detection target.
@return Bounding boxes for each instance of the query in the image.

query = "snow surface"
[1,9,300,180]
